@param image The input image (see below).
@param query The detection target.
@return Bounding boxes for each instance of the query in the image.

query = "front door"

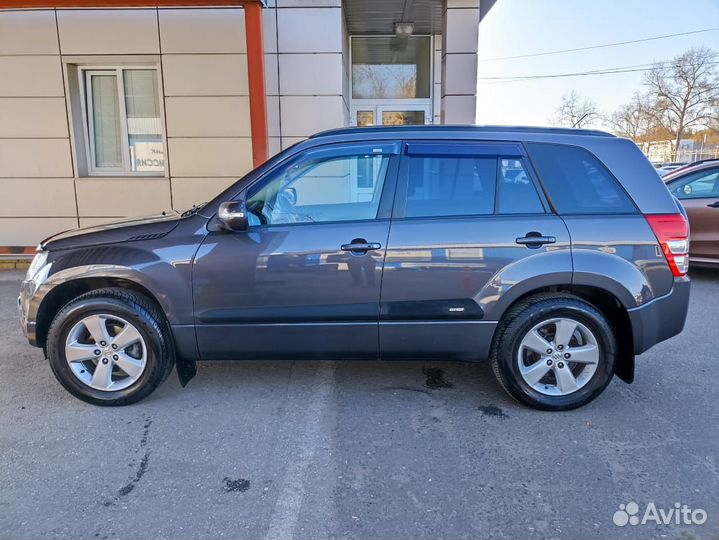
[192,142,400,360]
[379,141,573,360]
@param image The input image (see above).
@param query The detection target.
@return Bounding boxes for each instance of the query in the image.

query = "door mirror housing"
[218,201,248,232]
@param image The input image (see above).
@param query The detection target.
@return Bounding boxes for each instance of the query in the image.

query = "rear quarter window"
[526,143,637,214]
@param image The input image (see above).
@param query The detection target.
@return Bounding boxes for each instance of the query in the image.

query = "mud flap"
[175,356,197,387]
[615,350,635,384]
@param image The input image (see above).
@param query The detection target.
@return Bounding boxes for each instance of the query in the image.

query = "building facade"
[0,0,492,253]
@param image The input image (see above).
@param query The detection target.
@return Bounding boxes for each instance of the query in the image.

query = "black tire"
[46,288,174,406]
[491,293,617,411]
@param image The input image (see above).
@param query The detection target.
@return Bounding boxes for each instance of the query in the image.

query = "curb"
[0,259,31,270]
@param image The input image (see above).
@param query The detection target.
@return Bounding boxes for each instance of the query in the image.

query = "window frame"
[78,65,166,177]
[349,35,433,101]
[392,141,551,220]
[349,34,435,126]
[234,141,402,229]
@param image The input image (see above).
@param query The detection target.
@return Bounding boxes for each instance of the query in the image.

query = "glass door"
[351,103,431,126]
[376,104,430,125]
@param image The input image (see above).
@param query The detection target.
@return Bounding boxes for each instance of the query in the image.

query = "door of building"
[351,103,432,126]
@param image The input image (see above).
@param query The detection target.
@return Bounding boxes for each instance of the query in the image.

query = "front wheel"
[46,288,173,406]
[491,294,617,411]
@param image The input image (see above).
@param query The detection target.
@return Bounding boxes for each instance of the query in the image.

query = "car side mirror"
[218,201,248,232]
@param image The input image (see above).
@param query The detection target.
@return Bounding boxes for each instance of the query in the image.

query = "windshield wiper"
[181,202,207,217]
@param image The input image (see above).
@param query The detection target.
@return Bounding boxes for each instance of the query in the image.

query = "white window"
[80,67,165,175]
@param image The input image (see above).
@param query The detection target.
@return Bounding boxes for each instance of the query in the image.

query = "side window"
[526,143,637,214]
[246,153,389,225]
[669,169,719,199]
[404,155,496,217]
[497,158,545,214]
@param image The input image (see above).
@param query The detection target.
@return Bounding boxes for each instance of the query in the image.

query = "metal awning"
[344,0,442,34]
[343,0,495,35]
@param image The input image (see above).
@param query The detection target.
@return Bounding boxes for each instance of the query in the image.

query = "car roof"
[310,124,615,140]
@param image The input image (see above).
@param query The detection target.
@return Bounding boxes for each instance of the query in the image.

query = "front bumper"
[628,276,691,355]
[19,259,56,348]
[18,278,41,346]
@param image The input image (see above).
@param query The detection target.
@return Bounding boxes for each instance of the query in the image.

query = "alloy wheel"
[517,317,600,396]
[64,314,147,391]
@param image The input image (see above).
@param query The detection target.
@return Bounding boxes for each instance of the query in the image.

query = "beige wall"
[0,7,257,246]
[441,0,480,124]
[264,0,349,153]
[0,10,75,245]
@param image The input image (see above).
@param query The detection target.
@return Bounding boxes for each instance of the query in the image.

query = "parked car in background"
[19,126,690,411]
[655,162,689,177]
[663,159,719,265]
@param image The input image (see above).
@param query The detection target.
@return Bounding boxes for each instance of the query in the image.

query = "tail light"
[645,213,689,277]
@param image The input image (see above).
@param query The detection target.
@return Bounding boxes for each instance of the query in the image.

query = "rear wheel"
[46,288,173,406]
[491,294,616,411]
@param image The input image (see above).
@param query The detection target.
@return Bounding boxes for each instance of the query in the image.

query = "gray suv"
[18,126,690,410]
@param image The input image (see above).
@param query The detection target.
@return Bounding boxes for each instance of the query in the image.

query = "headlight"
[26,250,49,281]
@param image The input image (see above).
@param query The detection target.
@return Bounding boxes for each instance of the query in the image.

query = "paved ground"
[0,269,717,540]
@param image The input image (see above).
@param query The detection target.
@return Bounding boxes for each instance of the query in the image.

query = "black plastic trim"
[197,302,378,324]
[380,299,484,321]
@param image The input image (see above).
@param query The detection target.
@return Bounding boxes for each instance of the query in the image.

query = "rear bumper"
[628,276,690,355]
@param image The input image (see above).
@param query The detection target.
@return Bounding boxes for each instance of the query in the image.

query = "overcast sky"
[476,0,719,129]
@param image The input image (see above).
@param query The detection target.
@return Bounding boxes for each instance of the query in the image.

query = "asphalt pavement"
[0,268,717,540]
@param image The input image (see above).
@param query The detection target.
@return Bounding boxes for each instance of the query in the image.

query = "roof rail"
[310,124,615,139]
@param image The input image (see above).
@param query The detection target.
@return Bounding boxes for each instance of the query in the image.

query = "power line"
[480,28,719,62]
[479,63,657,81]
[478,60,719,83]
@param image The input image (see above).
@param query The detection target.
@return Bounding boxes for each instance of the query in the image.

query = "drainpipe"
[244,1,269,167]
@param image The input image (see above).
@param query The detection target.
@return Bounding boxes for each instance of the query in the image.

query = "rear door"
[667,166,719,262]
[379,141,572,361]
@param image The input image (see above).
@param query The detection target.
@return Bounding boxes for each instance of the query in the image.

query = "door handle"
[516,233,556,248]
[341,242,381,252]
[707,201,719,208]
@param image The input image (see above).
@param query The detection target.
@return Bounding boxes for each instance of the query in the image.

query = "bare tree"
[709,93,719,134]
[553,90,600,128]
[352,64,389,99]
[606,92,654,140]
[353,64,417,100]
[643,47,719,154]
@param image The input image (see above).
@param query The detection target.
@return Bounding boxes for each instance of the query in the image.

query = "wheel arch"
[490,283,635,383]
[35,276,164,349]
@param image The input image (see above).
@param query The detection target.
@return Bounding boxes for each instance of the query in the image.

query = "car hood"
[41,211,181,251]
